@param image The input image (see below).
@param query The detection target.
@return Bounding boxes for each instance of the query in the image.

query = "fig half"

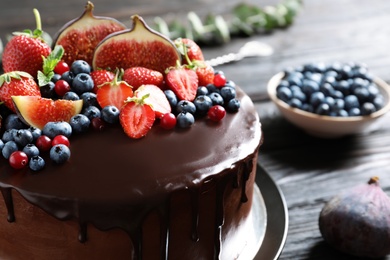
[319,177,390,258]
[92,15,181,73]
[53,1,126,66]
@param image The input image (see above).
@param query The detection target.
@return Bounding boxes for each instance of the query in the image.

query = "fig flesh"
[319,177,390,258]
[53,1,126,66]
[92,15,181,73]
[12,96,83,129]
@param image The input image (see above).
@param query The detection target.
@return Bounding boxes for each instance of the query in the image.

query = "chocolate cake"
[0,86,262,259]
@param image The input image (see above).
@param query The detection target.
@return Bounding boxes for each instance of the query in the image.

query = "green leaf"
[37,71,54,86]
[38,45,64,86]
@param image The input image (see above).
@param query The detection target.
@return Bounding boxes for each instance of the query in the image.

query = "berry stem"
[33,8,42,31]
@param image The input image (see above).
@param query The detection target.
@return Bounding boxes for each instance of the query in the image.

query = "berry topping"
[52,135,70,147]
[9,151,29,170]
[35,135,52,152]
[50,144,71,164]
[29,155,45,171]
[123,67,164,90]
[135,84,171,118]
[54,60,70,75]
[90,69,115,93]
[165,64,198,101]
[208,105,226,122]
[160,113,177,130]
[119,94,156,139]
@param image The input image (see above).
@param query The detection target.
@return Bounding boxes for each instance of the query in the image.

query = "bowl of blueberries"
[267,62,390,138]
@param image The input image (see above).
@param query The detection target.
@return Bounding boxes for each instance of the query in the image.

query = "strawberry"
[0,71,41,112]
[194,61,215,86]
[175,38,204,64]
[123,67,164,90]
[120,94,156,139]
[2,9,51,78]
[90,69,115,93]
[96,71,134,110]
[135,84,171,118]
[165,65,198,101]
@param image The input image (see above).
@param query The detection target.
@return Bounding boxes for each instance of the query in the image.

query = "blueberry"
[196,86,209,96]
[315,103,331,115]
[2,129,16,142]
[288,98,303,109]
[101,105,120,124]
[226,99,241,113]
[194,95,212,115]
[2,141,18,159]
[344,95,360,110]
[276,80,290,91]
[29,155,45,171]
[276,86,292,103]
[348,107,361,116]
[220,87,236,102]
[40,81,56,98]
[302,79,320,95]
[302,103,314,113]
[4,114,26,130]
[225,80,236,89]
[319,82,334,96]
[22,144,40,158]
[176,112,195,128]
[13,129,33,147]
[80,92,98,108]
[60,71,74,85]
[72,73,94,94]
[331,90,344,99]
[70,114,91,134]
[331,98,345,111]
[323,96,335,107]
[366,84,380,101]
[70,60,91,75]
[50,144,71,164]
[373,96,385,110]
[176,100,196,115]
[336,109,349,117]
[42,121,72,139]
[286,72,303,86]
[0,139,4,152]
[350,77,367,92]
[310,92,325,107]
[82,106,101,120]
[206,84,220,94]
[63,91,80,101]
[208,92,224,106]
[27,127,42,142]
[334,80,350,95]
[164,90,178,109]
[51,73,61,83]
[353,87,370,103]
[291,88,306,102]
[361,102,376,115]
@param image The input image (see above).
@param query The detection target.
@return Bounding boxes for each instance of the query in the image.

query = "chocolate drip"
[130,227,142,260]
[214,177,229,259]
[240,159,253,203]
[158,200,170,260]
[0,188,15,222]
[190,188,200,242]
[78,222,88,243]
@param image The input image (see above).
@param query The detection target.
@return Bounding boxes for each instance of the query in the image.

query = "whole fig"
[319,177,390,258]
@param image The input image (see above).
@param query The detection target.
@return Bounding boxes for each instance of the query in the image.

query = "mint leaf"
[38,45,64,86]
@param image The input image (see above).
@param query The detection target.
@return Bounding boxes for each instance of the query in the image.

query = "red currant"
[213,73,226,88]
[160,113,177,129]
[54,79,71,97]
[9,151,29,170]
[91,117,106,131]
[36,135,52,152]
[52,135,70,147]
[208,105,226,122]
[54,60,70,75]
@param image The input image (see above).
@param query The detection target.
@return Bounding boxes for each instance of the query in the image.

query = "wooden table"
[1,0,390,259]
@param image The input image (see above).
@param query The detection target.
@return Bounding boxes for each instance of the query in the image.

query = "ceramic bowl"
[267,72,390,138]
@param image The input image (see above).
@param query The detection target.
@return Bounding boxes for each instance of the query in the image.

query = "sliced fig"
[12,96,83,129]
[92,15,181,73]
[53,1,126,66]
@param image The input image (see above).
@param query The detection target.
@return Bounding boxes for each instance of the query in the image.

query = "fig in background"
[319,177,390,258]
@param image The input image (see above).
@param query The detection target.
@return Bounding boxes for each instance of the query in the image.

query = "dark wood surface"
[1,0,390,259]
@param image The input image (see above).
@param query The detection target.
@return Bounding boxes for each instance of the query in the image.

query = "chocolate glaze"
[0,87,261,259]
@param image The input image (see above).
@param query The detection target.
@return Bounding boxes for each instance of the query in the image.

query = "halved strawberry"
[120,94,156,139]
[165,65,198,101]
[135,84,171,118]
[96,71,133,110]
[90,69,115,93]
[0,71,41,112]
[123,67,164,90]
